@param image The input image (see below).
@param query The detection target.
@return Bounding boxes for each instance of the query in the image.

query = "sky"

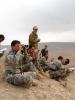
[0,0,75,45]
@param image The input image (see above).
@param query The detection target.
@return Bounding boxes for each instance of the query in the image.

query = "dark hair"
[0,34,5,41]
[58,56,63,60]
[65,58,70,64]
[11,40,20,46]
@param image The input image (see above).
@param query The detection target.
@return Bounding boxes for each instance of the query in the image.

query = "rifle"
[68,67,75,73]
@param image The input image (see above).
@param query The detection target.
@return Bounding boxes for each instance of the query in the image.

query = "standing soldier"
[29,26,40,68]
[29,26,40,49]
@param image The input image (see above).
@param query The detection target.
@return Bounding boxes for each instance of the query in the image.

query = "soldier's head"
[11,40,20,52]
[29,46,35,53]
[44,45,48,49]
[0,34,5,43]
[58,56,63,62]
[64,58,70,65]
[32,26,38,33]
[62,58,70,65]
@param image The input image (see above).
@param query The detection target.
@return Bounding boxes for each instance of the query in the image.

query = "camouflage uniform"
[29,32,40,49]
[21,52,36,72]
[48,60,69,81]
[39,56,50,72]
[6,72,36,87]
[5,50,36,87]
[40,57,70,80]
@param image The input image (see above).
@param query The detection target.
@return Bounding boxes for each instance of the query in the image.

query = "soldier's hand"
[29,56,33,61]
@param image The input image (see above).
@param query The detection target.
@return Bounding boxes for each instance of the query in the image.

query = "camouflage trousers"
[6,72,36,87]
[40,65,49,72]
[49,70,66,81]
[21,62,36,72]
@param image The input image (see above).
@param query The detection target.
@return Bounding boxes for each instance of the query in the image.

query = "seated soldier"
[4,40,37,87]
[40,45,48,58]
[17,44,36,72]
[0,34,5,57]
[40,53,72,81]
[39,51,50,72]
[49,58,70,81]
[20,46,36,72]
[28,46,40,69]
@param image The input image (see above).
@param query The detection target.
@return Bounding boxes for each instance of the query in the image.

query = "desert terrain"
[0,47,75,100]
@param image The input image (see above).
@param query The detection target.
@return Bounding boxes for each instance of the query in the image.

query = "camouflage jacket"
[29,32,39,49]
[49,60,64,70]
[5,50,24,75]
[40,58,66,71]
[39,56,49,66]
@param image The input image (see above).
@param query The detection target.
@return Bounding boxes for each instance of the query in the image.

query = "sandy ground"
[0,48,75,100]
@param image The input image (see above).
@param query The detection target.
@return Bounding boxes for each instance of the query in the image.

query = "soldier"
[40,45,48,58]
[20,45,36,72]
[28,45,40,70]
[39,53,72,81]
[39,51,50,72]
[0,34,5,57]
[29,26,40,49]
[5,40,37,87]
[48,58,70,81]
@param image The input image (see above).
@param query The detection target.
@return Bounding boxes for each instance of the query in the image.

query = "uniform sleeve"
[5,54,16,75]
[5,54,15,66]
[40,57,49,66]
